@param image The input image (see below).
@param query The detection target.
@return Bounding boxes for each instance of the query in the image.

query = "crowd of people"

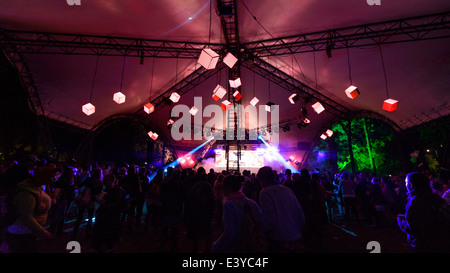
[1,153,450,253]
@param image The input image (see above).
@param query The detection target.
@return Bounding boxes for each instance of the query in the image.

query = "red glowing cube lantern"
[229,77,241,88]
[189,106,199,116]
[345,85,360,99]
[312,102,325,114]
[250,97,259,106]
[169,92,180,103]
[144,102,155,114]
[212,84,227,101]
[382,98,398,112]
[221,100,231,111]
[113,91,126,104]
[223,52,238,68]
[82,103,95,116]
[233,91,242,101]
[147,131,158,140]
[198,48,219,70]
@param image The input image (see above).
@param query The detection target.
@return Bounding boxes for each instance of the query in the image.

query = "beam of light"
[258,135,299,173]
[148,136,216,183]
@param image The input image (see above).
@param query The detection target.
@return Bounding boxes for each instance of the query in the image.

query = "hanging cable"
[89,55,99,103]
[119,55,126,91]
[346,46,353,85]
[378,44,389,98]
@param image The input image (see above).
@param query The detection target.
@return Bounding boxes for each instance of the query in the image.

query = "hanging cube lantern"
[265,101,275,112]
[113,91,126,104]
[250,97,259,106]
[326,129,334,137]
[345,85,360,99]
[229,77,241,88]
[320,133,328,140]
[82,102,95,116]
[288,93,299,104]
[312,102,325,114]
[223,52,238,68]
[382,98,398,112]
[144,102,155,114]
[212,84,227,101]
[233,90,242,101]
[189,106,199,116]
[148,131,158,140]
[221,100,231,111]
[169,92,181,103]
[198,48,219,70]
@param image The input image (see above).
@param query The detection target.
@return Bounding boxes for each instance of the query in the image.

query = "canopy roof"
[1,0,449,161]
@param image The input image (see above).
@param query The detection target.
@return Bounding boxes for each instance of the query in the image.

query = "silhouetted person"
[397,172,450,252]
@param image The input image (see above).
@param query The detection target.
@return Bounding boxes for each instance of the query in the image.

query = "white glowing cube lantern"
[250,97,259,106]
[82,103,95,116]
[223,52,238,68]
[345,85,360,99]
[233,90,242,101]
[144,102,155,114]
[198,48,219,70]
[113,91,126,104]
[288,93,299,104]
[169,92,181,103]
[229,77,241,88]
[189,106,199,116]
[212,84,227,101]
[221,100,231,111]
[320,133,328,140]
[326,129,334,137]
[312,102,325,114]
[382,98,398,112]
[148,131,158,140]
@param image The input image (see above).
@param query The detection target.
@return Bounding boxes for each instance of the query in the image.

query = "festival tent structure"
[0,0,449,171]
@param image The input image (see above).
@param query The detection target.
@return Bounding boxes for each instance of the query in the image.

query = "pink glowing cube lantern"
[169,92,180,103]
[326,129,334,137]
[320,134,328,140]
[198,48,219,70]
[221,100,231,111]
[189,106,199,116]
[144,102,155,114]
[147,131,158,140]
[233,91,242,101]
[82,103,95,116]
[312,102,325,114]
[250,97,259,106]
[345,85,360,99]
[382,99,398,112]
[223,52,238,68]
[113,91,126,104]
[229,77,241,88]
[212,84,227,101]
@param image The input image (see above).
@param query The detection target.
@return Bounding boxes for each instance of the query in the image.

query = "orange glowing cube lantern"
[189,106,199,116]
[345,85,360,99]
[382,99,398,112]
[169,92,181,103]
[221,100,231,111]
[113,91,126,104]
[144,102,155,114]
[312,102,325,114]
[198,48,219,70]
[233,90,242,101]
[212,84,227,101]
[250,97,259,106]
[82,103,95,116]
[229,77,241,88]
[147,131,158,140]
[223,52,238,68]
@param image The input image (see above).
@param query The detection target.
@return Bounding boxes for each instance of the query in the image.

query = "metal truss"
[0,28,223,58]
[243,11,450,57]
[242,55,350,116]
